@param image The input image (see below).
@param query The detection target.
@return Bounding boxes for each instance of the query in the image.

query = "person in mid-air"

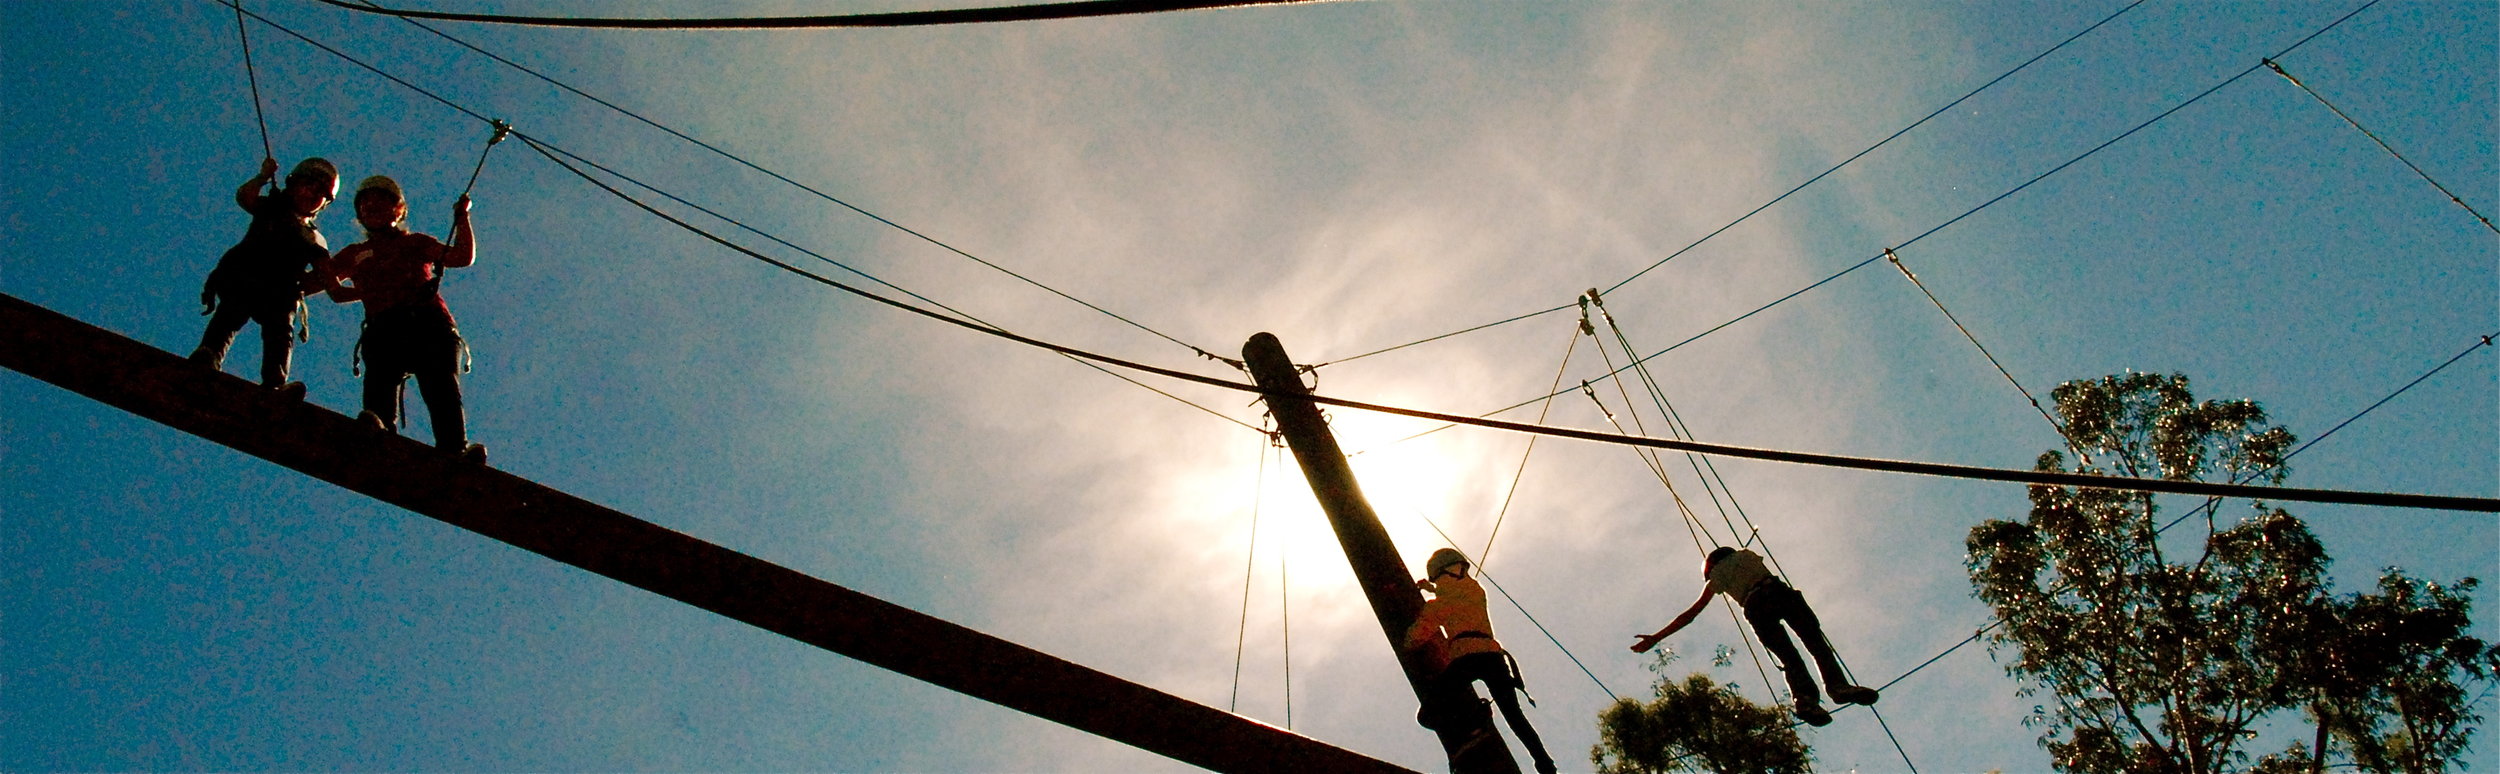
[1408,547,1558,774]
[321,175,484,463]
[193,156,337,397]
[1631,546,1878,726]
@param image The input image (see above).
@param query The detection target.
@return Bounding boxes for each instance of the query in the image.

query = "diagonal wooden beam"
[0,292,1413,774]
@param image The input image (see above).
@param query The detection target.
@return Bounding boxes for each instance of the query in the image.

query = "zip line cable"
[228,1,1265,433]
[347,1,1233,366]
[1412,510,1619,702]
[231,0,273,161]
[247,0,2488,513]
[312,0,1333,30]
[1347,0,2392,460]
[2263,58,2499,236]
[1309,0,2151,370]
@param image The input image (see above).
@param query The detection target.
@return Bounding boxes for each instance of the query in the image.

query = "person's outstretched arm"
[1630,588,1714,653]
[442,194,476,269]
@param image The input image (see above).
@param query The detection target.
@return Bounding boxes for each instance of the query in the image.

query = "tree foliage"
[1591,652,1810,774]
[1965,372,2495,773]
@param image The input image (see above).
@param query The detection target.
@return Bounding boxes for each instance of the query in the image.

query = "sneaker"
[273,382,307,401]
[1794,702,1832,727]
[1829,685,1881,706]
[357,410,390,433]
[456,443,488,464]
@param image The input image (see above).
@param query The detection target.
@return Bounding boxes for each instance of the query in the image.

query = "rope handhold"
[459,119,512,198]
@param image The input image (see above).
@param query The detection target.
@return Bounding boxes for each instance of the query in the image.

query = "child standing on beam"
[1631,546,1879,726]
[321,175,484,463]
[192,156,337,396]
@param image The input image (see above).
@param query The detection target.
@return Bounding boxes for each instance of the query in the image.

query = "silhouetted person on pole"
[1632,546,1878,726]
[1408,547,1558,774]
[192,156,337,397]
[320,175,484,463]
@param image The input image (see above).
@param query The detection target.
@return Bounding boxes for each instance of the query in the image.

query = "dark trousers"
[1743,583,1851,705]
[194,297,294,386]
[1443,651,1555,769]
[362,311,466,449]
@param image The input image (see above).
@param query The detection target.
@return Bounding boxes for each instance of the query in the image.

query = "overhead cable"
[1355,0,2391,453]
[349,0,1231,364]
[1311,0,2151,369]
[261,0,2480,512]
[312,0,1332,29]
[527,127,2495,512]
[2264,59,2498,235]
[1849,328,2500,724]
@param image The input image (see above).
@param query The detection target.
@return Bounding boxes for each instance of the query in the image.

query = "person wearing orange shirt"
[1408,548,1556,774]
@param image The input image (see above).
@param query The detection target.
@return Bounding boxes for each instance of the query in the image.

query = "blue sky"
[4,1,2493,771]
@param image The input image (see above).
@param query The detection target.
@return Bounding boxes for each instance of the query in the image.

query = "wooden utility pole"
[1242,332,1521,774]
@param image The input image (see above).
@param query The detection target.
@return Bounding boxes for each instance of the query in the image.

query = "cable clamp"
[487,119,512,145]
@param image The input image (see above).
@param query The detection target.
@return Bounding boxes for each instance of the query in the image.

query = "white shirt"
[1705,549,1773,604]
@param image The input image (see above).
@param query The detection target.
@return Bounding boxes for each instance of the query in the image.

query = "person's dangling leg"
[1747,597,1830,725]
[1781,587,1879,706]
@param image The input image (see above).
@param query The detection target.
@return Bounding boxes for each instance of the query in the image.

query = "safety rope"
[458,119,511,199]
[1229,430,1272,714]
[1279,546,1292,730]
[1577,296,1809,709]
[2263,59,2498,236]
[1578,383,1718,548]
[229,0,272,162]
[313,0,1333,29]
[1587,292,1775,566]
[1477,324,1579,569]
